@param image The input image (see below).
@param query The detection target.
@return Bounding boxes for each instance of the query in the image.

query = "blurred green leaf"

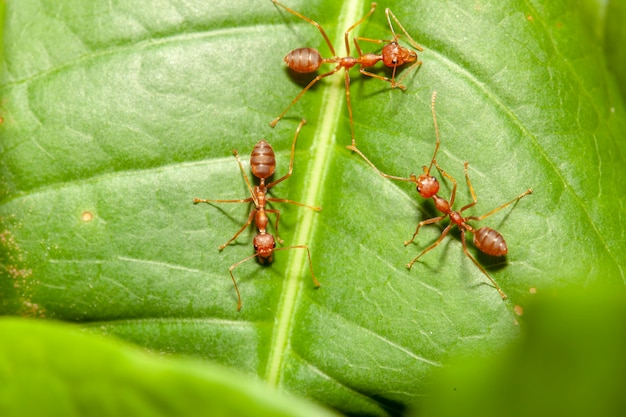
[604,0,626,99]
[1,0,625,416]
[0,317,339,417]
[412,288,626,417]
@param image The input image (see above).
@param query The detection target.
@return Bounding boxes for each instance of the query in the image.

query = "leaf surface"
[1,0,626,415]
[413,289,626,417]
[0,317,339,417]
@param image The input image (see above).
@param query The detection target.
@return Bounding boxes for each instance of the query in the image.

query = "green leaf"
[0,317,339,417]
[604,0,626,99]
[1,0,625,416]
[412,288,626,417]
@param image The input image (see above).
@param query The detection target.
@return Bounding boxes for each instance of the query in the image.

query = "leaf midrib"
[264,0,365,386]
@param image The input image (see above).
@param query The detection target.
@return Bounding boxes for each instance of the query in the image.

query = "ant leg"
[265,204,321,245]
[465,188,533,222]
[392,59,423,91]
[385,8,424,52]
[404,215,447,246]
[343,69,357,147]
[231,149,258,199]
[270,67,341,128]
[344,3,377,55]
[460,230,507,299]
[352,36,387,58]
[406,224,453,269]
[433,160,458,207]
[267,119,306,188]
[193,195,256,250]
[215,209,256,250]
[271,0,336,55]
[193,197,253,205]
[228,252,262,311]
[358,67,406,90]
[194,148,258,206]
[345,144,417,183]
[267,197,321,211]
[265,208,283,244]
[459,162,478,213]
[354,36,390,46]
[274,245,321,287]
[422,91,441,174]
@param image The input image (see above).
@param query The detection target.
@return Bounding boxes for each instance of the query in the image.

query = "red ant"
[193,119,321,310]
[347,92,532,299]
[269,0,423,147]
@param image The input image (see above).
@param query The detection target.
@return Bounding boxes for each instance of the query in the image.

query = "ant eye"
[254,245,258,251]
[272,242,276,248]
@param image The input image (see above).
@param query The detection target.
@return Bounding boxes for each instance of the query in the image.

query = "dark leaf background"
[1,0,625,416]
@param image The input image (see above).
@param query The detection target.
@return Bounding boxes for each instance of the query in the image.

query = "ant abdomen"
[284,48,323,73]
[250,140,276,179]
[473,227,507,257]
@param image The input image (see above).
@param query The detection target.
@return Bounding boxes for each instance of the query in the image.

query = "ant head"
[402,48,418,64]
[381,42,418,67]
[415,165,439,198]
[253,233,276,264]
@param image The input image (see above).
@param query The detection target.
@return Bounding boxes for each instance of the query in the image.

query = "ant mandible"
[193,119,321,311]
[347,92,532,299]
[269,0,423,147]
